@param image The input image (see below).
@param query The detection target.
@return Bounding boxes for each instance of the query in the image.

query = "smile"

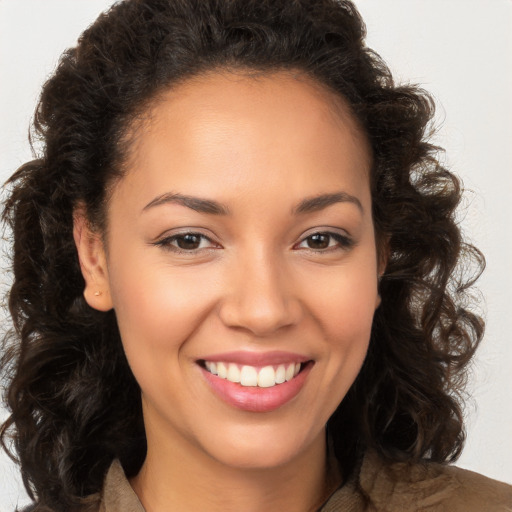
[203,361,302,388]
[198,353,313,412]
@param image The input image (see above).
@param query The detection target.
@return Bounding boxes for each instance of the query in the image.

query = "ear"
[73,207,113,311]
[375,235,390,309]
[375,287,382,310]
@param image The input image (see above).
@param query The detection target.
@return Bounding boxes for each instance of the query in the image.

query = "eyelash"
[154,232,219,254]
[294,232,354,252]
[154,230,354,255]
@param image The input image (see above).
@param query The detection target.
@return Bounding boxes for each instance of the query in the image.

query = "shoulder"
[20,497,101,512]
[356,451,512,511]
[19,485,102,512]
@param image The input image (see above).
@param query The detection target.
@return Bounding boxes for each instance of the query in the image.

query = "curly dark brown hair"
[1,0,484,509]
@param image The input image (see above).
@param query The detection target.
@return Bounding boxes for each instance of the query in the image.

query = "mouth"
[197,354,313,413]
[200,360,304,388]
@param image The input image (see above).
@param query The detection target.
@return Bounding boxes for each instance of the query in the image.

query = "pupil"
[308,234,329,249]
[178,234,200,250]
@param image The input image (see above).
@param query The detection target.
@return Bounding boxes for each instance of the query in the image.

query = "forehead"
[115,70,372,210]
[127,70,370,164]
[153,70,358,130]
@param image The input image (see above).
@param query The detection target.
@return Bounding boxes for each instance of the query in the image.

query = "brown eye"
[296,231,354,252]
[306,233,330,249]
[176,234,202,250]
[155,232,218,252]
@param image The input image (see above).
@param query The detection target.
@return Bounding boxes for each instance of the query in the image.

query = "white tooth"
[275,364,286,384]
[240,365,258,386]
[285,363,295,382]
[294,363,301,376]
[258,366,276,388]
[205,361,217,375]
[217,362,227,379]
[227,363,241,383]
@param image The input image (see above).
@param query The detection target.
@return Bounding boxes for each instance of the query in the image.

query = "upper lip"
[198,350,311,366]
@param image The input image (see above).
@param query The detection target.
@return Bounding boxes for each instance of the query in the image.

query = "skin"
[74,70,382,512]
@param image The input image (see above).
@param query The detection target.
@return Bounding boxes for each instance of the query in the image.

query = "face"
[77,71,380,470]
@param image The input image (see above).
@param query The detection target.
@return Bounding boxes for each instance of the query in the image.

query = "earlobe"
[375,276,383,309]
[73,208,113,312]
[375,238,389,310]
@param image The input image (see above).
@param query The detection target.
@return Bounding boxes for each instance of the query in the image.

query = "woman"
[1,0,511,510]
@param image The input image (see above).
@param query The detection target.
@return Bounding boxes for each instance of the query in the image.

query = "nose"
[218,251,302,337]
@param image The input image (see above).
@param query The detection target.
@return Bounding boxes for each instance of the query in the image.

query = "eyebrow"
[142,193,230,215]
[142,190,363,216]
[293,192,363,215]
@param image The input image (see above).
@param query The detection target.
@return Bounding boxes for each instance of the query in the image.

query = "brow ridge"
[293,192,363,215]
[143,193,230,215]
[143,191,362,216]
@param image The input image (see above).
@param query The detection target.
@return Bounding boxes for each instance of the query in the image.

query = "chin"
[211,446,301,471]
[201,423,322,471]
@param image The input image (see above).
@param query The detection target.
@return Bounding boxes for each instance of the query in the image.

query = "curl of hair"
[1,0,484,509]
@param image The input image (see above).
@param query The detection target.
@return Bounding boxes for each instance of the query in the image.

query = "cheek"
[309,264,378,342]
[304,256,378,398]
[108,262,223,409]
[107,256,219,357]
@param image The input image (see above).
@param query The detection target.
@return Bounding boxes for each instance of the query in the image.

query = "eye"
[295,231,353,251]
[154,232,219,252]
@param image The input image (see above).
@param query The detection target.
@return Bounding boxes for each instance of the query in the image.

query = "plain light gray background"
[1,0,511,508]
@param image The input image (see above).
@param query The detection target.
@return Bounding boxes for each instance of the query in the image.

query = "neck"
[131,426,337,512]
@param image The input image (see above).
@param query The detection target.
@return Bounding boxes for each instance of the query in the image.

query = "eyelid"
[151,227,354,254]
[293,228,355,251]
[152,229,222,253]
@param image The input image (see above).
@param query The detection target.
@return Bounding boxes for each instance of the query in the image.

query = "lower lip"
[201,363,312,413]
